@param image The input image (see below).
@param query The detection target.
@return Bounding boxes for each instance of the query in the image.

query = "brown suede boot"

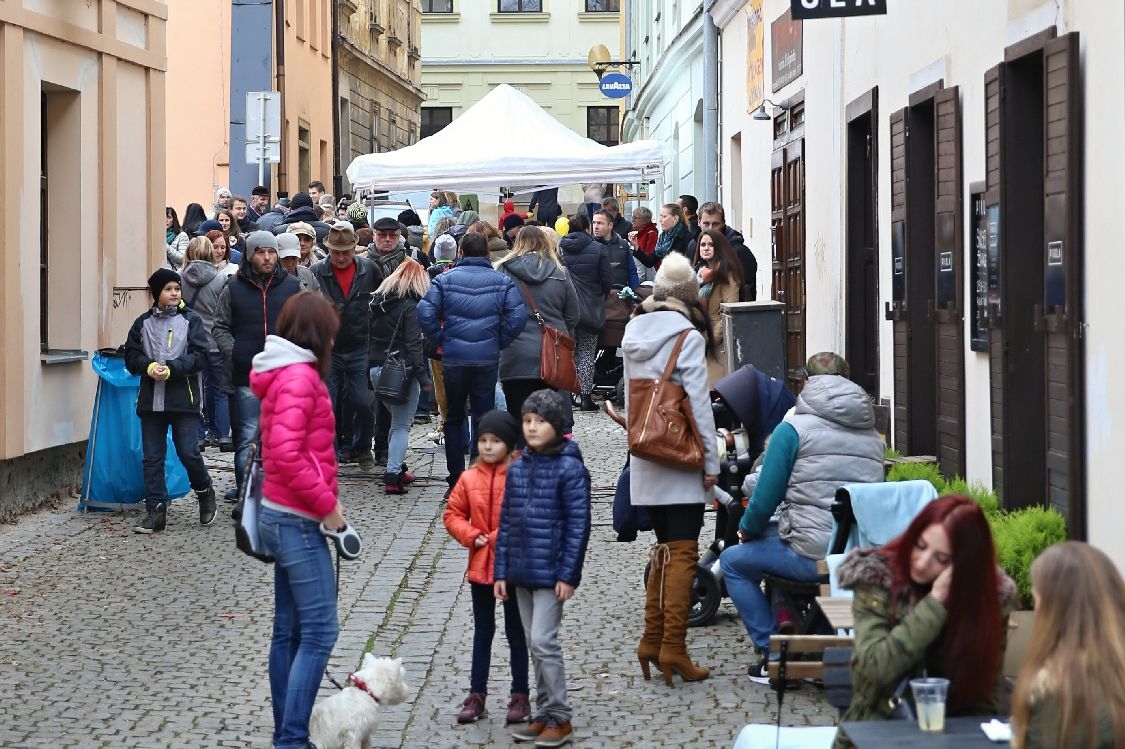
[637,543,669,679]
[658,539,710,686]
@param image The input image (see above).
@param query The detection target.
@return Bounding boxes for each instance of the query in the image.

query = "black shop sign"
[790,0,888,20]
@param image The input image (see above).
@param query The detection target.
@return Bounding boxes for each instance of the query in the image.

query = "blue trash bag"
[78,351,191,510]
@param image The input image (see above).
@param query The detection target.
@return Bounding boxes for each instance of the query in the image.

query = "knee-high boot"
[658,539,710,686]
[637,543,669,680]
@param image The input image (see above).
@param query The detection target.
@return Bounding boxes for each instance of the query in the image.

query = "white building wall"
[714,0,1125,568]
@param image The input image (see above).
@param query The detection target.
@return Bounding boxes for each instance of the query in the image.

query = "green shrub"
[884,446,902,460]
[886,460,944,495]
[941,476,1001,518]
[989,506,1067,606]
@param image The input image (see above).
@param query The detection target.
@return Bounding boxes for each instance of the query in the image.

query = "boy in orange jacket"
[443,410,530,726]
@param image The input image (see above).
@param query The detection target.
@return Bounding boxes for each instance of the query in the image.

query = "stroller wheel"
[641,562,722,628]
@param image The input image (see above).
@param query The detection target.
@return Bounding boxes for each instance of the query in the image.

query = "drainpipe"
[702,9,719,201]
[331,0,342,199]
[274,0,288,196]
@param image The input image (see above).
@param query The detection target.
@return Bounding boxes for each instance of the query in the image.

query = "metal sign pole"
[257,92,267,188]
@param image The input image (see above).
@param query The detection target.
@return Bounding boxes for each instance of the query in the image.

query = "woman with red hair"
[832,495,1018,748]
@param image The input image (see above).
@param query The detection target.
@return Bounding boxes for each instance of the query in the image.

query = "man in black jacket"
[601,196,632,241]
[212,231,302,499]
[693,201,758,301]
[274,191,330,243]
[311,221,383,470]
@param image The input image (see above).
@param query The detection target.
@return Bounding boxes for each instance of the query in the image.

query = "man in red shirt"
[311,221,383,469]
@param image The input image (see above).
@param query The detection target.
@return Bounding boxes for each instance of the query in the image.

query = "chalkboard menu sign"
[969,187,989,352]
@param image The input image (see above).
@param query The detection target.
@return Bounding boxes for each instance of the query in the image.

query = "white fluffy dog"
[309,654,410,749]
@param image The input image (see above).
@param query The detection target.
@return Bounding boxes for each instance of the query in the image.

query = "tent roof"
[345,84,667,193]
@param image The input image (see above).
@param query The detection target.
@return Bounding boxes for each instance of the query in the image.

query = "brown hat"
[323,220,357,252]
[805,352,850,379]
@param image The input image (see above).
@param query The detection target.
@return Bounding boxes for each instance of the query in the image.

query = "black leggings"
[647,503,705,544]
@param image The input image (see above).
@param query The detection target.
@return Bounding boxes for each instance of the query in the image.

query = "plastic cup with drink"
[910,677,950,732]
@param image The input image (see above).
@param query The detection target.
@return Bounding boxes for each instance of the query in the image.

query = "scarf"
[166,229,176,245]
[654,220,685,260]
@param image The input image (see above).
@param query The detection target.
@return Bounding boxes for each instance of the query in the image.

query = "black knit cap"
[476,410,519,452]
[148,268,181,299]
[521,389,568,438]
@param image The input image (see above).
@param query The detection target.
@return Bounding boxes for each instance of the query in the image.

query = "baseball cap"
[276,233,301,259]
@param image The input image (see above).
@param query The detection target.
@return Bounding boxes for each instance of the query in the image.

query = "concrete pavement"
[0,409,837,748]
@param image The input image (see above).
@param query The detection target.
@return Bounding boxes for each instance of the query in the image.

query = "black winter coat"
[310,256,381,353]
[369,291,432,389]
[124,304,209,414]
[212,264,302,387]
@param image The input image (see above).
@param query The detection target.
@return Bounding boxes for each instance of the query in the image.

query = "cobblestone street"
[0,410,837,748]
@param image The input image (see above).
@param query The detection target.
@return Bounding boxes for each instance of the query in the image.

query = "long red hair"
[881,495,1002,712]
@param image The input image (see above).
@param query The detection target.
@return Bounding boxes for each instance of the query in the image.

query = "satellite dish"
[587,44,612,78]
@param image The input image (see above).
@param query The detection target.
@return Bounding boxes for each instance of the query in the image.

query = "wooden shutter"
[983,64,1005,493]
[933,86,965,479]
[888,108,909,451]
[1040,32,1084,533]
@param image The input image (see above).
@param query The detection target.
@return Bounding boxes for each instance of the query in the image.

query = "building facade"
[710,0,1124,567]
[0,0,168,517]
[621,0,714,204]
[166,0,333,213]
[337,0,425,195]
[420,0,622,204]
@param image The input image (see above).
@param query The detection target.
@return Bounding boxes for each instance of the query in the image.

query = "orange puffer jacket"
[443,458,510,585]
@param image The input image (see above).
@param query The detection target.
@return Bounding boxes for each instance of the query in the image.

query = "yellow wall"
[281,0,333,195]
[0,0,167,460]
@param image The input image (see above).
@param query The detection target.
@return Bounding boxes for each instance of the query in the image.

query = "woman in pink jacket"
[250,291,345,749]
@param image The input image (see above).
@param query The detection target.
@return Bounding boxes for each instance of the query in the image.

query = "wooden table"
[839,716,1008,747]
[816,596,855,630]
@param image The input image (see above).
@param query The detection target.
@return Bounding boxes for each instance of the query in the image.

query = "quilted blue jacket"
[494,440,592,589]
[416,257,527,366]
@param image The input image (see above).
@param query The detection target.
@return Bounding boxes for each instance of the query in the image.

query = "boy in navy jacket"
[494,389,591,746]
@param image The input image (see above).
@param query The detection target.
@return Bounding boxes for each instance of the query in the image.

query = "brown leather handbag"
[515,279,581,394]
[626,330,705,471]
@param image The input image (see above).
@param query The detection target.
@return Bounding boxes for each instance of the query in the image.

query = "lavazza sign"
[790,0,887,20]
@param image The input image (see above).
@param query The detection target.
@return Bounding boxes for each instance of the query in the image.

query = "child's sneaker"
[456,692,486,724]
[505,692,530,724]
[511,717,548,742]
[535,719,573,747]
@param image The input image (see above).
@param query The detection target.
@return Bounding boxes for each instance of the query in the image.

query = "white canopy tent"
[345,84,668,195]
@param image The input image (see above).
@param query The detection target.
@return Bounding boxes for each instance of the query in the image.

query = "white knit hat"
[652,252,699,304]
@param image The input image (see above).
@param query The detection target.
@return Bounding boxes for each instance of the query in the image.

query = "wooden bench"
[768,634,855,714]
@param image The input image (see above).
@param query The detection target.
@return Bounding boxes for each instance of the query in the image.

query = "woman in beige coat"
[694,229,744,385]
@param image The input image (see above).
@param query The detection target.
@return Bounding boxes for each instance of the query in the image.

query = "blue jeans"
[258,507,339,749]
[327,348,373,454]
[369,366,420,475]
[470,582,529,695]
[232,385,260,491]
[719,523,820,651]
[140,411,212,504]
[202,351,230,440]
[442,363,498,485]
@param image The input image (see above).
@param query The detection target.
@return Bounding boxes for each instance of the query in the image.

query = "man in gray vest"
[719,352,884,681]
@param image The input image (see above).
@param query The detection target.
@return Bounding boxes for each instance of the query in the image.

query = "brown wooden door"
[1040,32,1084,532]
[933,86,965,479]
[771,139,806,392]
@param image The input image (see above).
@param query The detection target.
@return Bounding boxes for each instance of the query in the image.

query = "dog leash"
[324,547,347,691]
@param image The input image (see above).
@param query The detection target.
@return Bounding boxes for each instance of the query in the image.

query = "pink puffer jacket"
[250,336,338,519]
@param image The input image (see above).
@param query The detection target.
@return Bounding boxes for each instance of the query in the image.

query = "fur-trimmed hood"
[837,546,1020,612]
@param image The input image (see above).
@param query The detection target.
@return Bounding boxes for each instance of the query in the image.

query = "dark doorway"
[770,94,807,393]
[888,89,938,457]
[845,89,879,395]
[986,31,1084,534]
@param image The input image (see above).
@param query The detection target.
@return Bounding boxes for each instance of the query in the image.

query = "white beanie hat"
[652,252,699,304]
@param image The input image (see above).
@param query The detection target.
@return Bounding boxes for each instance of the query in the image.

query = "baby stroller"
[615,363,795,627]
[592,285,652,407]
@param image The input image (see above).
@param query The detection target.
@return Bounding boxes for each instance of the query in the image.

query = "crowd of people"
[135,181,1123,749]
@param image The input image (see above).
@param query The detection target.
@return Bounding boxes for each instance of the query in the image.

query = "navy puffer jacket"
[494,440,592,589]
[559,232,611,296]
[416,256,527,366]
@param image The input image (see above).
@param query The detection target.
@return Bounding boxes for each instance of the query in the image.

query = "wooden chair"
[768,634,855,716]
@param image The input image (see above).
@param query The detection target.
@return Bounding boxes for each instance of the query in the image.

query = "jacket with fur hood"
[443,458,511,585]
[831,547,1018,747]
[496,252,580,381]
[249,335,338,520]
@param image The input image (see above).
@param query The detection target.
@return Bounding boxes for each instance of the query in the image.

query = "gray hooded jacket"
[497,253,580,381]
[780,375,885,559]
[180,260,228,351]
